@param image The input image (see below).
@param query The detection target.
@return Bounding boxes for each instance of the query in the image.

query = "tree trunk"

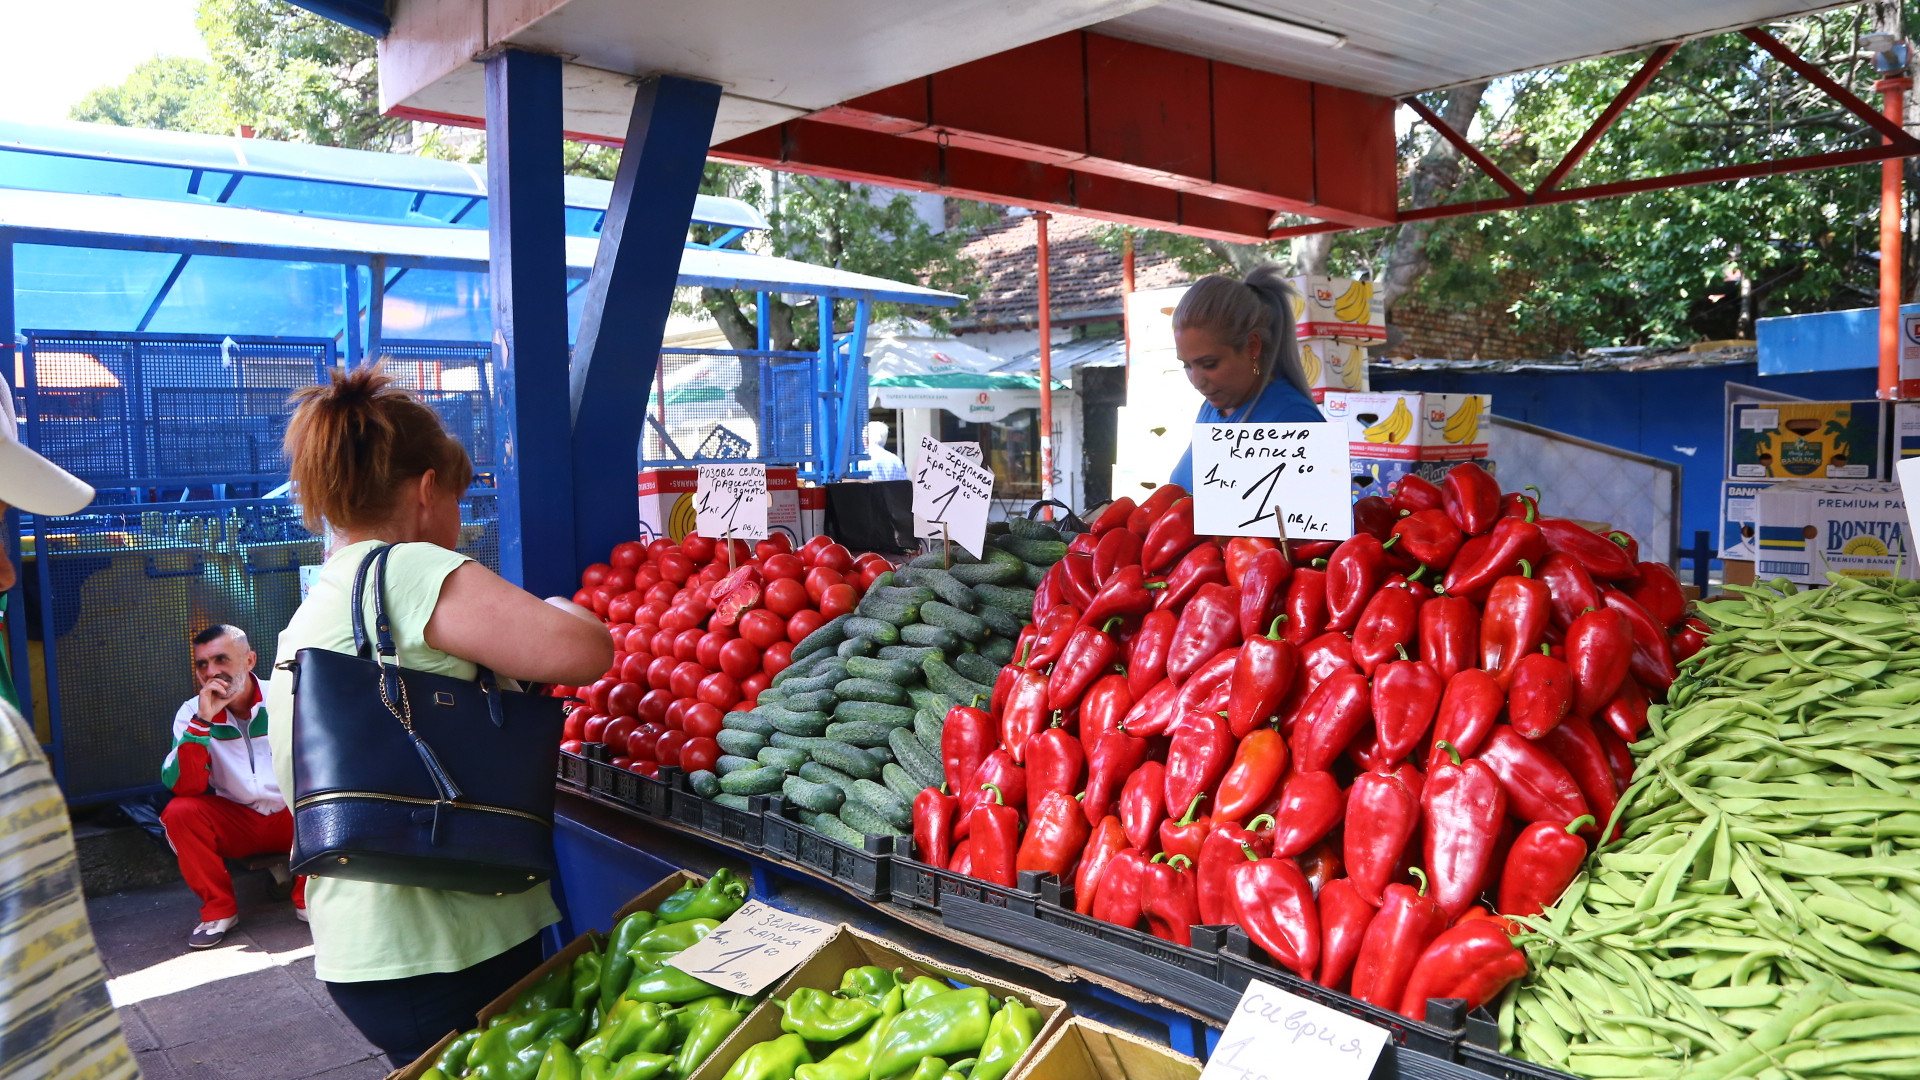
[1379,82,1491,314]
[1291,234,1332,276]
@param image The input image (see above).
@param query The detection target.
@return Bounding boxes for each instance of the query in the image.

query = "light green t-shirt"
[268,539,560,983]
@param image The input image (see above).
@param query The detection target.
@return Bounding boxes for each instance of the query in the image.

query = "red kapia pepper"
[1082,730,1148,827]
[912,785,959,869]
[1165,711,1234,824]
[1352,582,1422,678]
[1480,562,1551,688]
[1160,796,1211,864]
[1536,517,1637,581]
[1130,483,1187,534]
[1507,647,1573,740]
[1026,715,1085,811]
[1079,565,1164,632]
[1281,632,1357,731]
[1371,646,1444,764]
[1477,726,1591,826]
[1093,526,1144,581]
[1390,473,1446,516]
[1282,567,1329,646]
[1391,509,1465,570]
[1538,552,1603,632]
[1238,547,1292,640]
[1078,673,1131,750]
[1075,815,1130,915]
[1600,675,1650,743]
[1230,846,1321,978]
[1565,607,1631,720]
[1345,769,1420,906]
[1002,666,1051,763]
[1120,678,1181,738]
[1628,561,1686,630]
[1444,513,1546,600]
[1318,878,1377,992]
[1228,617,1297,738]
[1016,789,1093,880]
[1142,497,1197,574]
[1215,728,1288,823]
[1426,670,1502,773]
[1047,616,1124,713]
[1154,542,1227,613]
[1396,920,1530,1021]
[1423,740,1508,920]
[1060,551,1098,610]
[1351,867,1449,1010]
[960,751,1027,829]
[1441,462,1501,537]
[990,642,1031,716]
[1592,720,1635,794]
[966,783,1020,887]
[1269,770,1345,858]
[1224,537,1278,587]
[1033,561,1066,613]
[1290,671,1374,773]
[1538,717,1618,838]
[1125,609,1176,698]
[1418,594,1479,684]
[1120,760,1168,851]
[1671,615,1710,664]
[1198,817,1272,925]
[1175,647,1240,720]
[1325,533,1394,633]
[1029,606,1082,669]
[1092,847,1151,928]
[942,705,995,796]
[1500,486,1540,521]
[1353,495,1399,542]
[1089,496,1136,536]
[1603,590,1677,695]
[1141,854,1202,946]
[1166,583,1242,683]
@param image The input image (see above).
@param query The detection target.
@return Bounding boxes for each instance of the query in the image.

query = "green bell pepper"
[510,963,577,1018]
[537,1041,582,1080]
[438,1029,483,1075]
[970,1003,1038,1080]
[421,1071,450,1080]
[472,1009,589,1080]
[611,1051,676,1080]
[866,988,993,1080]
[781,988,883,1041]
[656,869,749,923]
[719,1033,815,1080]
[901,978,949,1007]
[603,911,661,1015]
[673,998,746,1078]
[579,1001,674,1061]
[941,1059,976,1080]
[896,1057,948,1080]
[626,962,729,1004]
[573,952,605,1013]
[795,987,903,1080]
[584,1055,617,1080]
[631,919,721,968]
[838,967,900,1000]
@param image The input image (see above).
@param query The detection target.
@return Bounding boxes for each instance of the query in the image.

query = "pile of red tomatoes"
[554,531,895,776]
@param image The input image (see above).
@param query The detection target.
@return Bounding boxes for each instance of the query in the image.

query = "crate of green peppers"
[762,795,894,902]
[684,925,1064,1080]
[399,869,765,1080]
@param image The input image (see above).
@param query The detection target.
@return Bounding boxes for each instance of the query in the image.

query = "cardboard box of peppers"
[908,464,1702,1022]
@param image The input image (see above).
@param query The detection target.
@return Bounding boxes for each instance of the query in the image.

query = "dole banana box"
[1727,400,1888,480]
[637,466,816,546]
[1753,482,1917,585]
[1297,337,1370,401]
[1288,275,1386,343]
[1320,391,1491,461]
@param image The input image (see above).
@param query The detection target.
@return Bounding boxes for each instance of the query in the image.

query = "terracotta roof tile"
[955,213,1190,330]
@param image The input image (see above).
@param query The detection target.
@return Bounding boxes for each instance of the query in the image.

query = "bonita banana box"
[637,466,817,546]
[1288,275,1386,343]
[1753,482,1916,585]
[1320,391,1491,461]
[1298,337,1370,401]
[1727,400,1888,480]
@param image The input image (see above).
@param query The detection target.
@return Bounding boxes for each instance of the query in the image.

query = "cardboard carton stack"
[1321,390,1494,503]
[1289,274,1384,400]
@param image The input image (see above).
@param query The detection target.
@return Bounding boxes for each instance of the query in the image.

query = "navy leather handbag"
[285,544,563,894]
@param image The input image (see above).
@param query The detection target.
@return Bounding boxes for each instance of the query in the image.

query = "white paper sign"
[1190,423,1352,540]
[696,463,769,540]
[1201,980,1389,1080]
[913,437,994,557]
[664,900,836,995]
[1897,459,1920,552]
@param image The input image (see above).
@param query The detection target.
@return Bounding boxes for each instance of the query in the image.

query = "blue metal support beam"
[569,74,721,571]
[365,253,385,363]
[487,48,576,596]
[342,264,361,365]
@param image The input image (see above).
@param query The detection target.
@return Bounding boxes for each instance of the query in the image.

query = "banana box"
[1727,400,1888,480]
[1753,482,1916,585]
[1289,275,1386,342]
[1319,391,1491,461]
[1298,337,1370,400]
[1718,479,1775,561]
[1895,403,1920,461]
[637,466,815,546]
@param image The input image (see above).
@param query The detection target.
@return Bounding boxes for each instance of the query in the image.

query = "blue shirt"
[1170,378,1325,491]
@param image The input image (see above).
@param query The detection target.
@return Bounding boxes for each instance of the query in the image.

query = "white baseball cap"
[0,385,93,516]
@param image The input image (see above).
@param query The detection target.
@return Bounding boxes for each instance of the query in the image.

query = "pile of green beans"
[1507,574,1920,1080]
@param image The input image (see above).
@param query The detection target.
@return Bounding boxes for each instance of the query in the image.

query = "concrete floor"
[88,872,391,1080]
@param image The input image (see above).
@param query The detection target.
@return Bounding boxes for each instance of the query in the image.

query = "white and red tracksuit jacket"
[160,675,287,816]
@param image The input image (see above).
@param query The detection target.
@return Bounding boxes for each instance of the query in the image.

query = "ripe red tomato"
[694,632,722,670]
[658,552,694,584]
[664,697,690,731]
[696,563,725,586]
[623,626,653,651]
[636,564,663,588]
[607,591,641,624]
[669,661,708,700]
[761,641,794,678]
[739,609,787,649]
[645,654,678,692]
[645,629,675,660]
[671,628,701,662]
[590,587,613,616]
[572,588,595,608]
[628,721,664,760]
[683,703,725,740]
[762,553,805,582]
[764,577,809,618]
[697,671,741,711]
[718,638,761,680]
[586,677,615,714]
[798,535,833,565]
[632,761,660,777]
[818,582,858,619]
[681,532,717,563]
[756,534,794,559]
[617,652,648,683]
[815,543,855,575]
[582,713,611,743]
[658,607,695,633]
[582,562,613,588]
[655,730,689,769]
[804,567,844,604]
[603,715,638,752]
[638,688,674,725]
[855,552,891,574]
[560,738,584,755]
[646,538,676,562]
[611,541,645,571]
[607,681,643,719]
[611,756,634,771]
[740,671,771,705]
[786,610,825,644]
[680,736,721,774]
[603,568,636,595]
[562,710,586,743]
[607,622,633,642]
[644,581,679,607]
[859,564,888,591]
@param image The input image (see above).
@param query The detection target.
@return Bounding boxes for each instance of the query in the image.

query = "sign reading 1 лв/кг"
[695,463,770,540]
[912,436,994,558]
[663,900,834,996]
[1190,423,1353,541]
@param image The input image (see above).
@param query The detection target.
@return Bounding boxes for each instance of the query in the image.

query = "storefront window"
[940,408,1041,500]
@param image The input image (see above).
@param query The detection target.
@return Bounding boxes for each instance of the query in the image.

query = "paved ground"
[87,873,391,1080]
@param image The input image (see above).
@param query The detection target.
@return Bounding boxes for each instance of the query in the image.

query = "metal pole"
[1121,230,1135,372]
[1036,211,1054,511]
[1880,74,1912,399]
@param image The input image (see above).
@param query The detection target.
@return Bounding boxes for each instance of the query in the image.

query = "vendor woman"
[1168,263,1325,491]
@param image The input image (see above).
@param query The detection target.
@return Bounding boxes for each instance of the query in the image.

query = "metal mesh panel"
[643,349,815,466]
[1489,416,1682,566]
[374,340,497,469]
[457,492,501,573]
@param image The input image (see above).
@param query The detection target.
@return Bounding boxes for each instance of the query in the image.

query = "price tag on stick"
[696,463,769,540]
[913,439,993,557]
[664,900,836,996]
[1190,422,1352,541]
[1201,980,1389,1080]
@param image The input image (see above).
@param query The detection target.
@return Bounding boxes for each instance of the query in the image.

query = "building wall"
[1387,300,1582,361]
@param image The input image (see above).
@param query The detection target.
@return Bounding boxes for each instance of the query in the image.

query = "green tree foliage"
[195,0,406,150]
[70,56,230,135]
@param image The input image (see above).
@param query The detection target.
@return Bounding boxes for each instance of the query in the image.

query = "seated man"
[161,624,305,948]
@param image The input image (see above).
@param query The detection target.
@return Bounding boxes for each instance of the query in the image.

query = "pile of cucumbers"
[690,519,1067,845]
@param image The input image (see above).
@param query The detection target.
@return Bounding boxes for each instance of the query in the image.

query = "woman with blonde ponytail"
[1167,263,1325,491]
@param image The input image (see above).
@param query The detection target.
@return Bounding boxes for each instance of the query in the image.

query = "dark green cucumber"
[719,765,787,796]
[986,521,1011,535]
[882,763,926,804]
[841,617,902,646]
[777,661,848,696]
[910,542,979,567]
[947,548,1024,585]
[722,711,777,737]
[757,746,809,771]
[848,780,913,830]
[716,754,759,775]
[906,688,957,718]
[913,710,945,752]
[825,720,897,748]
[716,729,770,757]
[833,678,910,706]
[864,745,895,768]
[980,636,1016,665]
[800,760,859,795]
[867,570,896,590]
[714,794,753,811]
[952,651,1002,687]
[837,636,878,659]
[768,732,826,752]
[688,770,722,798]
[898,623,962,651]
[878,645,945,667]
[1006,517,1062,542]
[782,774,844,813]
[1021,560,1050,588]
[973,604,1026,640]
[900,567,977,612]
[845,656,918,684]
[781,689,839,714]
[754,686,790,707]
[810,813,869,846]
[972,583,1036,618]
[833,700,916,727]
[810,739,883,780]
[791,614,853,663]
[837,799,906,838]
[890,728,944,788]
[858,586,935,626]
[921,601,989,643]
[992,535,1067,566]
[760,707,831,737]
[923,655,994,705]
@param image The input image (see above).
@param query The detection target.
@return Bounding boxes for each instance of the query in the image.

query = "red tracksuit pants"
[162,793,306,921]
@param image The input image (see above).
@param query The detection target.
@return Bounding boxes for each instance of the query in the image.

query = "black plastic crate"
[668,773,767,850]
[888,856,1039,915]
[584,756,625,801]
[557,750,589,789]
[1455,1044,1580,1080]
[762,797,892,901]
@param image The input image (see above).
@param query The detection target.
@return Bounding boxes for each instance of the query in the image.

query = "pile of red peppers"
[914,465,1689,1023]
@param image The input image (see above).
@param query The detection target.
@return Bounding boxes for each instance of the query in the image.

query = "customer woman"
[267,365,613,1065]
[1168,263,1325,491]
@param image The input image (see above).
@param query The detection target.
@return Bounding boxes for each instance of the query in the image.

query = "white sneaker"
[188,916,238,949]
[294,907,309,923]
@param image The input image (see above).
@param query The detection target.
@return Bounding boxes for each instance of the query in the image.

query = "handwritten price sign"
[664,900,835,995]
[696,463,769,540]
[1189,423,1351,541]
[1200,980,1388,1080]
[912,436,993,557]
